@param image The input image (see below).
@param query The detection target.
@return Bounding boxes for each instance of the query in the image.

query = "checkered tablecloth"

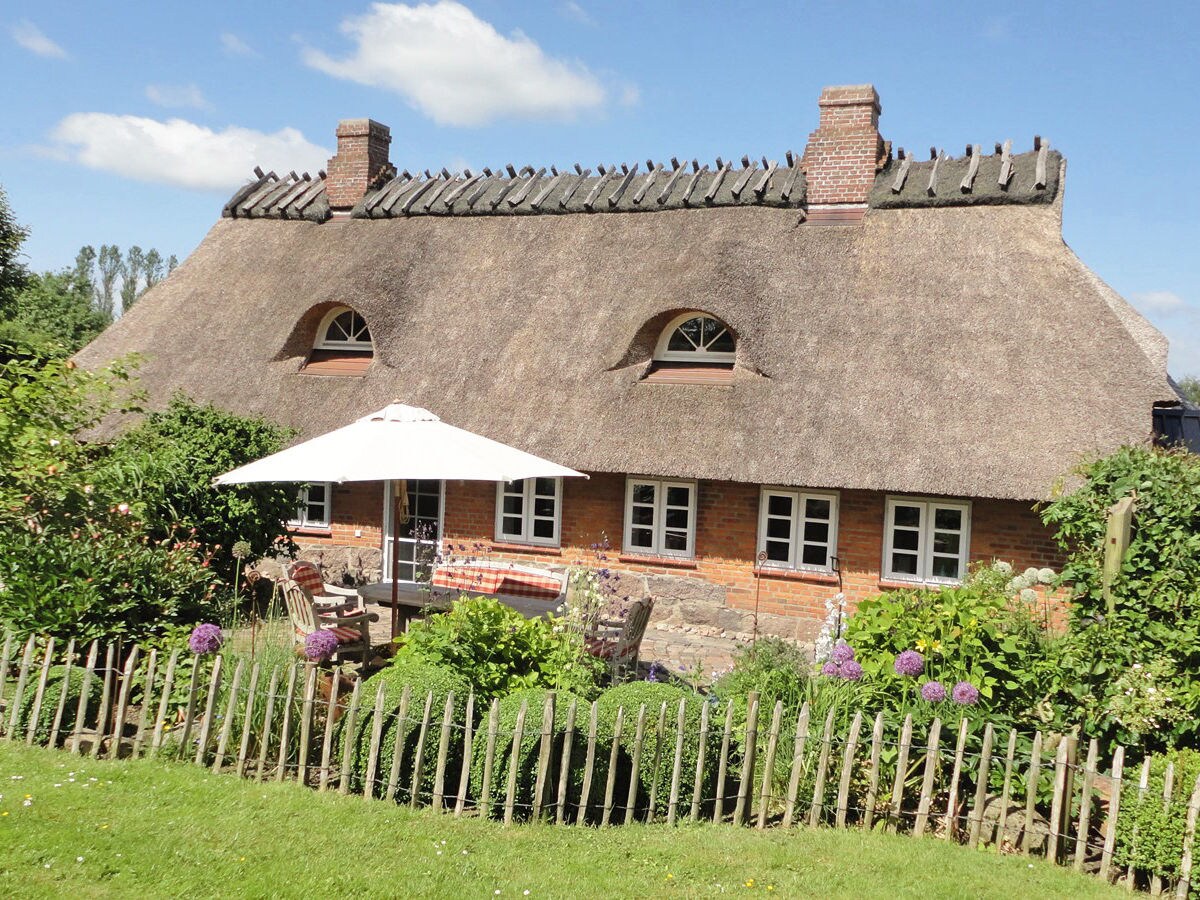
[497,569,563,600]
[430,564,563,601]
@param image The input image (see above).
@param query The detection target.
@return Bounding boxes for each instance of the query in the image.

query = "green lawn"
[0,742,1116,899]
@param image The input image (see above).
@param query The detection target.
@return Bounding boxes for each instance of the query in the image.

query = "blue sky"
[2,0,1198,375]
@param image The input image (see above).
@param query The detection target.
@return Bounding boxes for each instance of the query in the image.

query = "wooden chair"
[584,597,654,681]
[281,577,378,665]
[286,560,361,611]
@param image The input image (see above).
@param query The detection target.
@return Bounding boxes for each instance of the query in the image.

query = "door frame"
[381,479,446,583]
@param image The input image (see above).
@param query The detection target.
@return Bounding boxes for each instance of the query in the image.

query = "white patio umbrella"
[215,402,585,634]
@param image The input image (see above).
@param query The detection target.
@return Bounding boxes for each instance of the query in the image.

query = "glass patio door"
[383,479,443,584]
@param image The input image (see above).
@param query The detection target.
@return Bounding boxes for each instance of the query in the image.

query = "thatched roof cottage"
[77,84,1183,642]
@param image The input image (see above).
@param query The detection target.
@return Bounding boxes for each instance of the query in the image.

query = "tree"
[167,254,178,274]
[73,245,96,296]
[1178,375,1200,405]
[3,269,111,355]
[96,245,121,318]
[0,184,30,318]
[143,248,163,290]
[120,245,145,312]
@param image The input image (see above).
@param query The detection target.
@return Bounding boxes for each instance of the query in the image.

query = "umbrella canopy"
[214,402,585,485]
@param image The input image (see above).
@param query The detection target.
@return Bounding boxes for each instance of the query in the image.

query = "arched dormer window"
[300,306,374,376]
[654,312,736,363]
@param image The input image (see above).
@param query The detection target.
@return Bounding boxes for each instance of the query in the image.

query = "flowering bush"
[304,629,339,662]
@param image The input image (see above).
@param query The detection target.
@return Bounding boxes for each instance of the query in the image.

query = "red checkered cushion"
[327,626,362,644]
[289,561,325,595]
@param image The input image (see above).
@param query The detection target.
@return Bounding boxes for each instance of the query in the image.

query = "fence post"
[668,698,688,826]
[1174,773,1200,899]
[863,712,885,831]
[70,642,100,754]
[646,703,668,823]
[1100,747,1126,883]
[409,690,435,809]
[317,669,342,791]
[887,714,913,833]
[835,712,864,829]
[734,692,760,826]
[24,637,56,745]
[457,693,478,818]
[690,699,713,822]
[577,700,599,823]
[90,645,118,759]
[808,705,838,828]
[5,637,37,740]
[193,654,225,767]
[941,718,970,841]
[532,692,556,820]
[274,663,300,782]
[1048,736,1071,863]
[131,647,158,759]
[1125,757,1152,890]
[601,706,625,827]
[479,697,501,816]
[150,649,180,757]
[295,664,318,782]
[625,704,648,824]
[756,700,784,829]
[554,697,577,825]
[1022,731,1044,854]
[384,685,413,803]
[178,654,203,761]
[995,727,1018,847]
[505,698,529,825]
[1073,739,1099,871]
[913,718,942,838]
[432,692,456,809]
[254,665,281,781]
[782,702,811,829]
[108,645,140,759]
[0,632,16,726]
[47,638,78,749]
[235,662,262,778]
[713,700,735,823]
[214,658,246,773]
[967,723,995,848]
[359,680,387,799]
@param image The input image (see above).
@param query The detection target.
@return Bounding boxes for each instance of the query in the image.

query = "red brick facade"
[325,119,392,210]
[291,474,1064,640]
[801,84,885,206]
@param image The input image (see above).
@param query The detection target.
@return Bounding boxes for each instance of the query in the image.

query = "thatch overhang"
[77,165,1175,502]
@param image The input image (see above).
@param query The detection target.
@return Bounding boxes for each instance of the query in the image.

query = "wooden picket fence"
[3,631,1200,895]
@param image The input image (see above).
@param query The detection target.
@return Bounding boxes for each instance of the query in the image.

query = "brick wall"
[293,476,1065,640]
[801,84,885,206]
[325,119,391,210]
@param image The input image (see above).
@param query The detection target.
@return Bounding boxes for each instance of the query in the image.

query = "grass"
[0,742,1118,899]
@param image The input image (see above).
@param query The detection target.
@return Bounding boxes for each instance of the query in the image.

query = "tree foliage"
[1177,375,1200,405]
[0,184,30,318]
[0,268,111,357]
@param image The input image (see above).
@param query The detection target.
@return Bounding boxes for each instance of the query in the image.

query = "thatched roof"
[78,156,1173,502]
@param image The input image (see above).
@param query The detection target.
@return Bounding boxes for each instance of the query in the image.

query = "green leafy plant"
[14,663,103,746]
[1115,749,1200,881]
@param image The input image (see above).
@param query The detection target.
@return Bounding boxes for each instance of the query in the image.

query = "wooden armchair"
[286,560,360,611]
[282,578,378,665]
[584,597,654,681]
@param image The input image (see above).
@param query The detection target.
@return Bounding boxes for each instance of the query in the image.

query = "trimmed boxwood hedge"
[15,664,102,746]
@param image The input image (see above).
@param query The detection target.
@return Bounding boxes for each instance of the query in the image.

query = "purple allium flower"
[820,661,840,677]
[920,680,947,703]
[952,681,980,706]
[188,623,223,655]
[304,630,339,662]
[646,662,661,683]
[839,660,864,681]
[831,643,856,666]
[893,650,925,677]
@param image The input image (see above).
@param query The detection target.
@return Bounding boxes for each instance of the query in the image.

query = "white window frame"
[756,487,839,573]
[622,477,697,559]
[882,496,972,585]
[494,478,562,547]
[290,483,332,529]
[315,306,373,352]
[653,312,736,364]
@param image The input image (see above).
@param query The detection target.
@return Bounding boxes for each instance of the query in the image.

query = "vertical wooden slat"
[478,697,500,815]
[690,699,712,822]
[713,700,735,823]
[253,665,281,781]
[274,662,300,782]
[968,723,995,848]
[504,698,529,825]
[91,644,118,759]
[70,642,99,754]
[47,638,78,749]
[1099,747,1126,883]
[1048,737,1070,862]
[554,697,577,825]
[835,711,865,829]
[808,705,838,828]
[24,637,56,745]
[456,693,477,817]
[213,658,246,773]
[577,701,599,822]
[384,685,413,803]
[887,715,914,833]
[913,717,942,837]
[995,728,1018,847]
[150,649,179,757]
[1174,773,1200,899]
[646,703,668,823]
[432,692,456,809]
[757,701,784,829]
[193,654,225,766]
[131,648,157,759]
[941,718,970,841]
[235,662,262,778]
[601,706,625,827]
[295,664,319,782]
[862,712,885,831]
[1072,739,1099,870]
[1153,762,1176,895]
[1125,757,1152,891]
[177,655,203,761]
[668,698,688,826]
[4,637,36,740]
[625,704,648,824]
[336,678,362,794]
[782,702,811,829]
[735,692,761,826]
[1022,731,1044,854]
[317,671,342,791]
[409,690,436,809]
[107,645,139,759]
[0,632,16,723]
[532,692,556,820]
[361,681,389,799]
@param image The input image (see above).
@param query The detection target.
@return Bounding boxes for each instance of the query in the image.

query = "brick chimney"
[325,119,392,211]
[802,85,885,206]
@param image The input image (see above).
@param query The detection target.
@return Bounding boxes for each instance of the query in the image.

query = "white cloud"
[1131,290,1188,313]
[145,83,212,111]
[560,2,595,26]
[220,32,255,57]
[49,113,329,192]
[302,1,609,127]
[11,20,68,59]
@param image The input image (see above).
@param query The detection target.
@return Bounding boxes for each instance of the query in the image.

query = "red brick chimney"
[325,119,392,211]
[802,85,885,207]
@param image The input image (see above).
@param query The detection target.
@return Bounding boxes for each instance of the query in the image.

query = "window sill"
[289,526,333,538]
[757,567,839,585]
[877,577,960,591]
[490,541,564,557]
[618,553,698,570]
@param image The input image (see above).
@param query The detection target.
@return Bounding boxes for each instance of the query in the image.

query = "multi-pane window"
[884,498,971,583]
[495,478,562,546]
[316,307,372,351]
[655,313,736,363]
[757,489,839,572]
[623,478,697,558]
[290,483,331,529]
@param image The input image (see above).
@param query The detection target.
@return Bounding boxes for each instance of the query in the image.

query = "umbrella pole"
[391,485,401,639]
